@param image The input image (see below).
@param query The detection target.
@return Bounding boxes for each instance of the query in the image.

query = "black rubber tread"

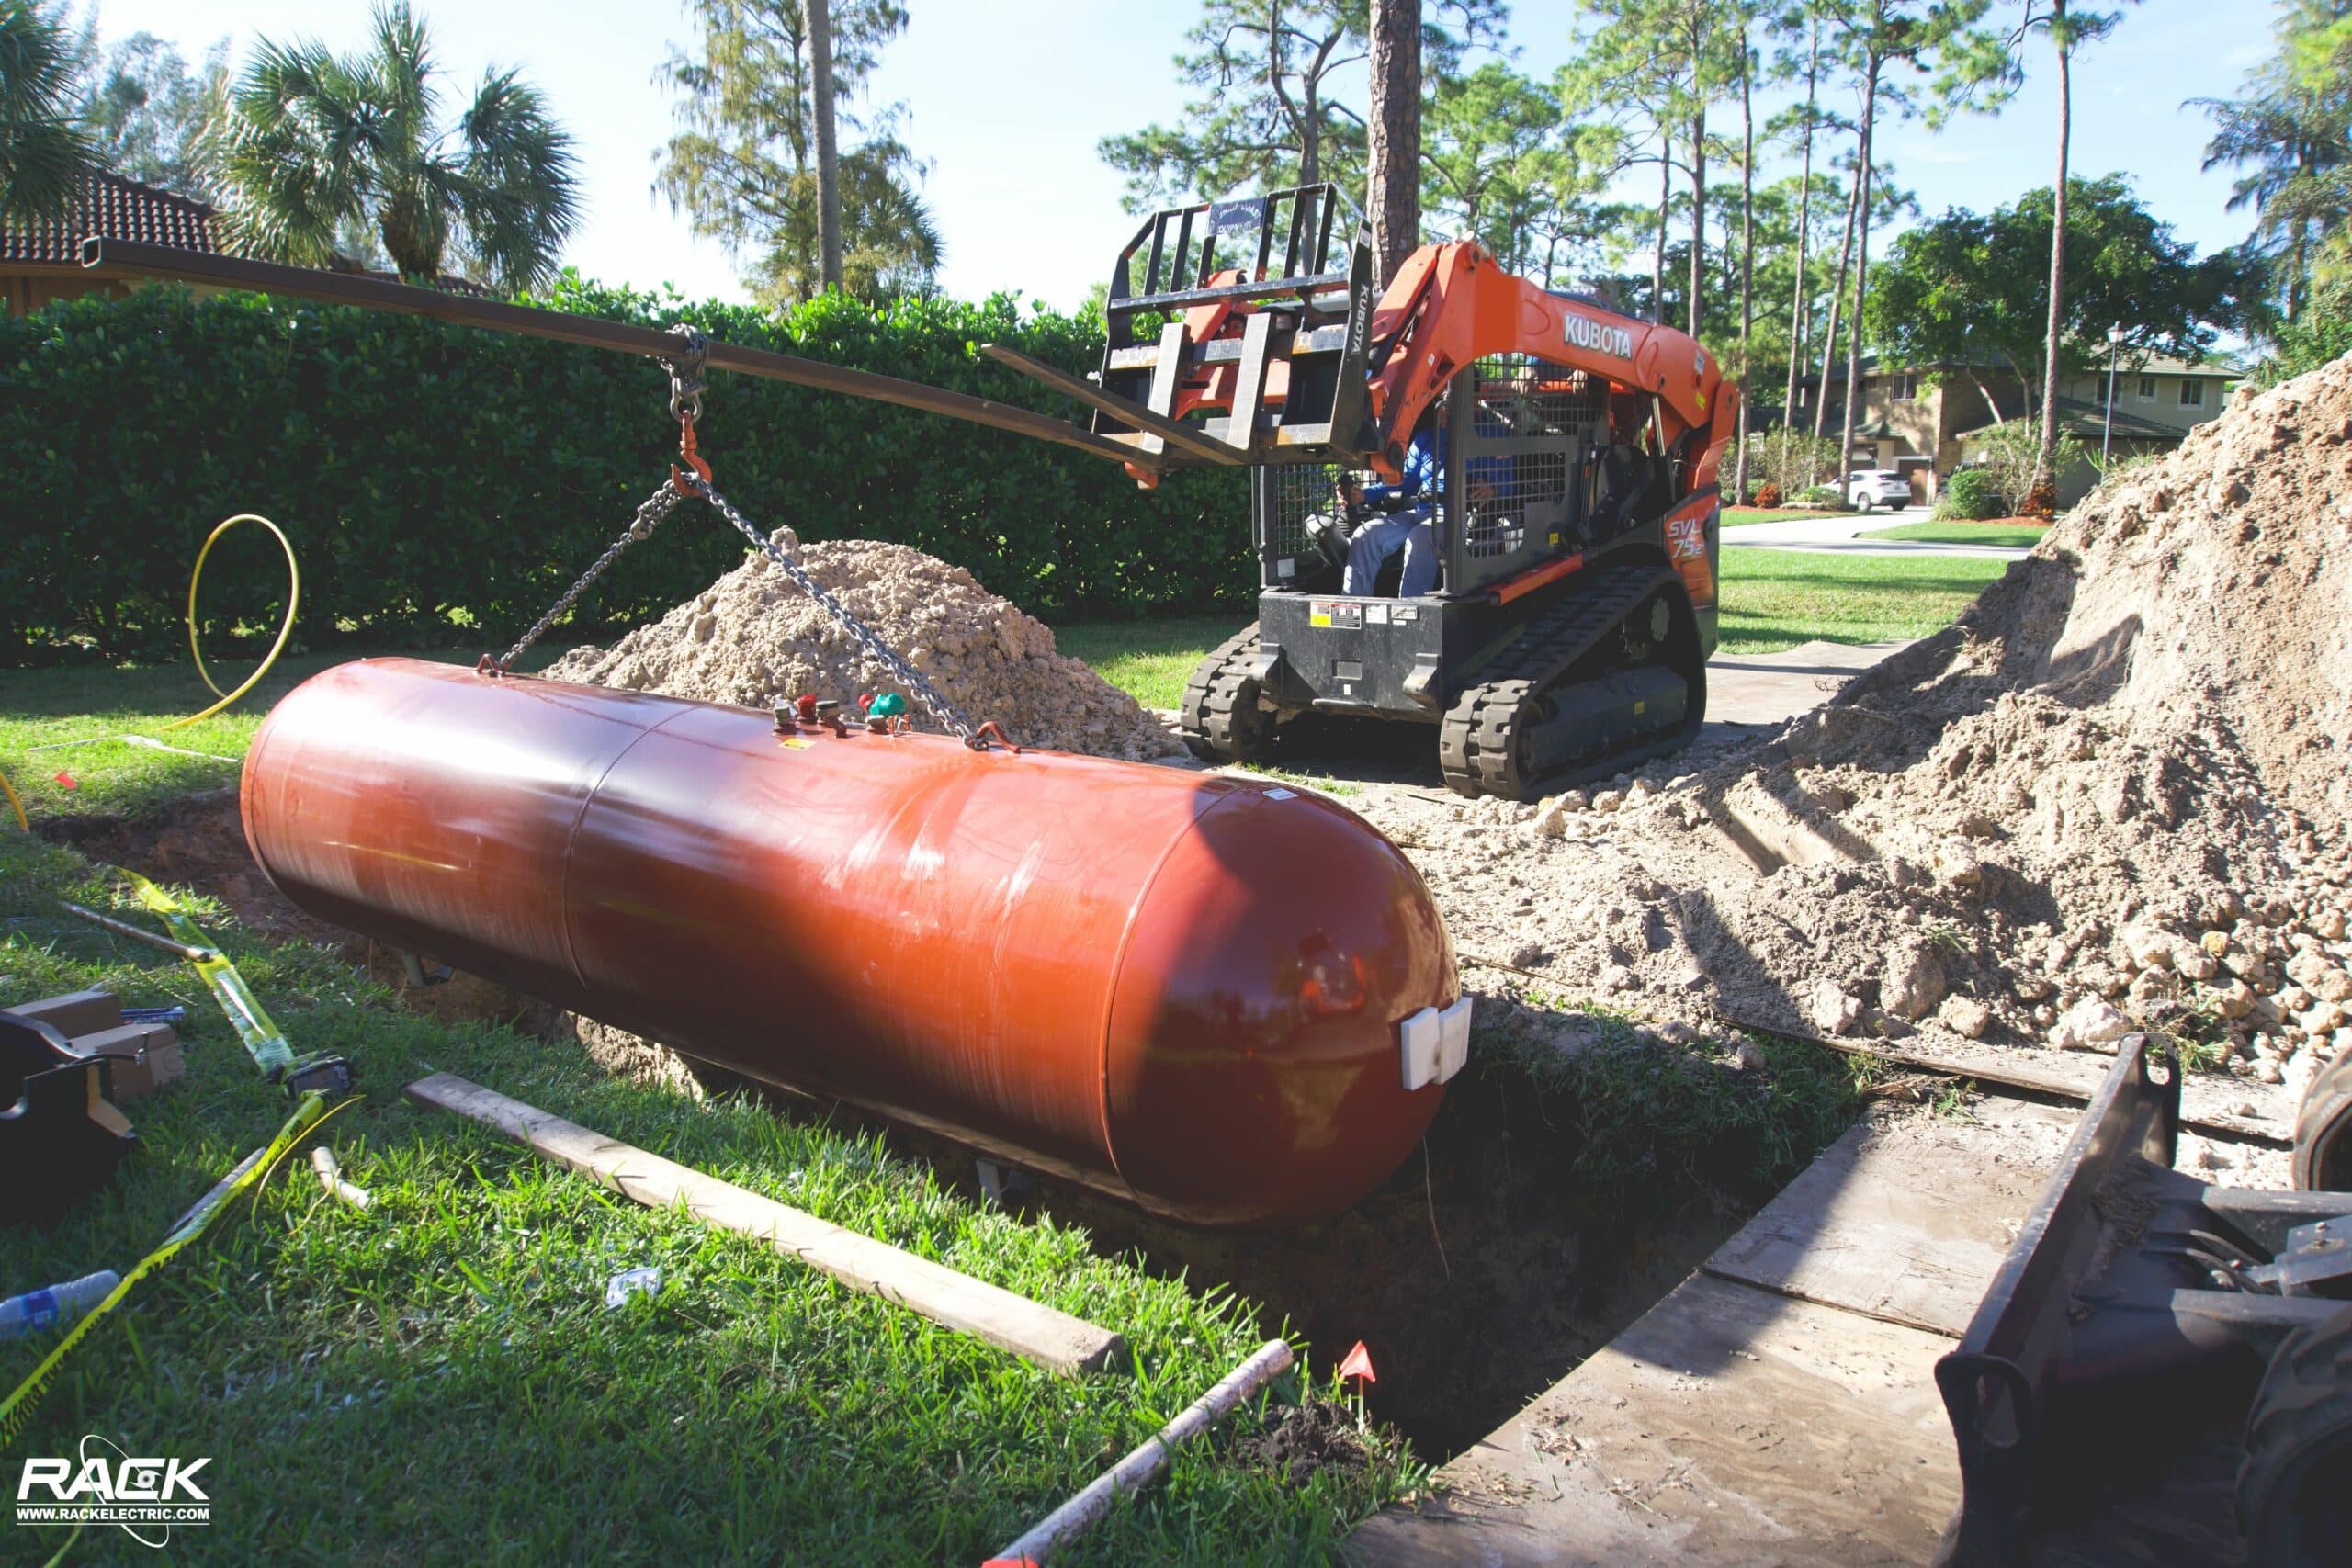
[1178,623,1279,763]
[2290,1047,2352,1192]
[2236,1301,2352,1566]
[1437,564,1694,800]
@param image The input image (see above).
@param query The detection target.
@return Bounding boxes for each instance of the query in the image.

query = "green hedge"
[1935,468,2003,521]
[0,277,1251,664]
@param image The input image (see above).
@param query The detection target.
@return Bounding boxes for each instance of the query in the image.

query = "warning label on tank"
[1309,602,1363,629]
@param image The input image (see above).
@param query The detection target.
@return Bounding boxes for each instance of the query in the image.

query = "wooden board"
[406,1072,1126,1376]
[1350,1274,1963,1567]
[1702,1098,2075,1337]
[1720,1019,2295,1148]
[1351,1101,2081,1567]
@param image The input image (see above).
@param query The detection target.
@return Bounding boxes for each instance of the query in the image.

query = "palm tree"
[210,3,580,292]
[2195,2,2352,322]
[0,0,96,225]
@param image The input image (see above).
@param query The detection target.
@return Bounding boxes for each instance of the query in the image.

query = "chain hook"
[673,415,713,491]
[661,322,713,491]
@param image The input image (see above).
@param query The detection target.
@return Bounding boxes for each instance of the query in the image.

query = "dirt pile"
[547,527,1180,761]
[1364,356,2352,1121]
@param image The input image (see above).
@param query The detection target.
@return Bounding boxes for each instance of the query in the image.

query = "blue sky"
[84,0,2276,313]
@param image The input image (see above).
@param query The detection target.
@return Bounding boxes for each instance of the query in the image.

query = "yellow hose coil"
[1,514,297,826]
[165,513,300,731]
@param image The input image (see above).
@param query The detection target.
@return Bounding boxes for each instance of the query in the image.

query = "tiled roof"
[1,171,219,265]
[1954,395,2186,444]
[1832,346,2245,381]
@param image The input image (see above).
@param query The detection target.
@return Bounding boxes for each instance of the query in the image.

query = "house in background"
[1800,350,2241,504]
[5,168,495,316]
[1,171,222,316]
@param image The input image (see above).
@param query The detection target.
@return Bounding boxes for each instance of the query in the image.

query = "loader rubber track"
[1180,624,1280,763]
[1438,563,1702,801]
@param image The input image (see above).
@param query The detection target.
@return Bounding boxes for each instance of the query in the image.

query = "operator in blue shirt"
[1336,424,1444,596]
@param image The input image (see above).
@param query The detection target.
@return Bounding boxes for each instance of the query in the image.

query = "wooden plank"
[1701,1100,2075,1337]
[1351,1274,1962,1567]
[6,988,121,1038]
[405,1073,1126,1376]
[1707,1010,2294,1147]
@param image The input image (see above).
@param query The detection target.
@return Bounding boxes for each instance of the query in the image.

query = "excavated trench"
[40,789,1807,1462]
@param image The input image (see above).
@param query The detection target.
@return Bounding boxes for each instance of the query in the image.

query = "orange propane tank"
[239,659,1467,1225]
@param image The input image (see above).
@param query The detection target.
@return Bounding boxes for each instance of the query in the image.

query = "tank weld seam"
[1091,781,1250,1201]
[551,705,707,998]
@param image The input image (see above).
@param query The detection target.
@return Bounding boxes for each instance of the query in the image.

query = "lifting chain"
[481,479,686,674]
[679,472,979,742]
[486,324,986,745]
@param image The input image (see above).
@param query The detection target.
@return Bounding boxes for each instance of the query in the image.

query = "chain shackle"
[661,323,710,424]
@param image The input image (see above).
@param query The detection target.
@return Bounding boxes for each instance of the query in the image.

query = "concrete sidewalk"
[1704,637,1916,729]
[1725,506,2033,559]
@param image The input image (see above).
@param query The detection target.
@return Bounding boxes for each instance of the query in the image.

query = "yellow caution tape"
[0,1091,344,1443]
[116,869,297,1078]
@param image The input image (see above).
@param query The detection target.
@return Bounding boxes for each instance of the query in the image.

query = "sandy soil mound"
[1367,357,2352,1116]
[547,527,1180,761]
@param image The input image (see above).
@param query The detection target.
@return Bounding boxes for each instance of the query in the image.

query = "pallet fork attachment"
[1935,1034,2352,1565]
[984,185,1379,472]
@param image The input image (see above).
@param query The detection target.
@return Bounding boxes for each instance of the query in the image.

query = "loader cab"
[1252,356,1617,599]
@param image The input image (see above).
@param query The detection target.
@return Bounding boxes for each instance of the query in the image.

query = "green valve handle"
[869,692,909,718]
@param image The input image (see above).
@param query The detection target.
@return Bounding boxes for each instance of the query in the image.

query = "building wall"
[2058,369,2230,434]
[4,268,226,317]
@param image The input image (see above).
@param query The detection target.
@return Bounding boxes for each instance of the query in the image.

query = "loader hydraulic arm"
[994,186,1738,491]
[1362,243,1734,485]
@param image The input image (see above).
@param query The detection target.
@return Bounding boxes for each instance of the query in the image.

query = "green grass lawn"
[1858,520,2050,547]
[1722,506,1839,526]
[0,607,1877,1562]
[0,829,1413,1563]
[1714,546,2008,655]
[0,649,514,825]
[1052,615,1248,711]
[1051,547,2008,702]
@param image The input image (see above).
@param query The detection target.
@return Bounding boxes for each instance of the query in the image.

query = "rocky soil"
[1340,357,2352,1143]
[526,358,2350,1154]
[547,526,1180,761]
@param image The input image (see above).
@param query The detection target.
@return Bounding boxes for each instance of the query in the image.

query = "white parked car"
[1846,469,1913,511]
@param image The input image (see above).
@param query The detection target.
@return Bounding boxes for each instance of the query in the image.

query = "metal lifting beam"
[77,238,1159,474]
[976,343,1246,465]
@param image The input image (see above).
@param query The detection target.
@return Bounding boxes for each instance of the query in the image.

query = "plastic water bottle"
[0,1270,120,1340]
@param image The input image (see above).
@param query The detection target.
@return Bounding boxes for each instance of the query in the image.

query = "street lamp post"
[2104,324,2126,465]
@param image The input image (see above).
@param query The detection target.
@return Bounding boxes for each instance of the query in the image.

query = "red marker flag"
[1338,1341,1375,1384]
[51,771,77,791]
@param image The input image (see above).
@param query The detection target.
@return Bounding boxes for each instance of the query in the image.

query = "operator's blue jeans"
[1342,507,1438,596]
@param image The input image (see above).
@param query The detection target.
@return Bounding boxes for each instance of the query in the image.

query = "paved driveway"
[1725,505,2033,559]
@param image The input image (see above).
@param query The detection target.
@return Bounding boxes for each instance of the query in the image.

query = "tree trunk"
[1735,43,1754,501]
[1688,104,1706,337]
[1810,148,1863,451]
[1368,0,1421,288]
[1781,22,1819,432]
[1968,368,2006,427]
[1653,130,1670,324]
[2030,1,2070,498]
[1837,57,1881,491]
[809,0,843,291]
